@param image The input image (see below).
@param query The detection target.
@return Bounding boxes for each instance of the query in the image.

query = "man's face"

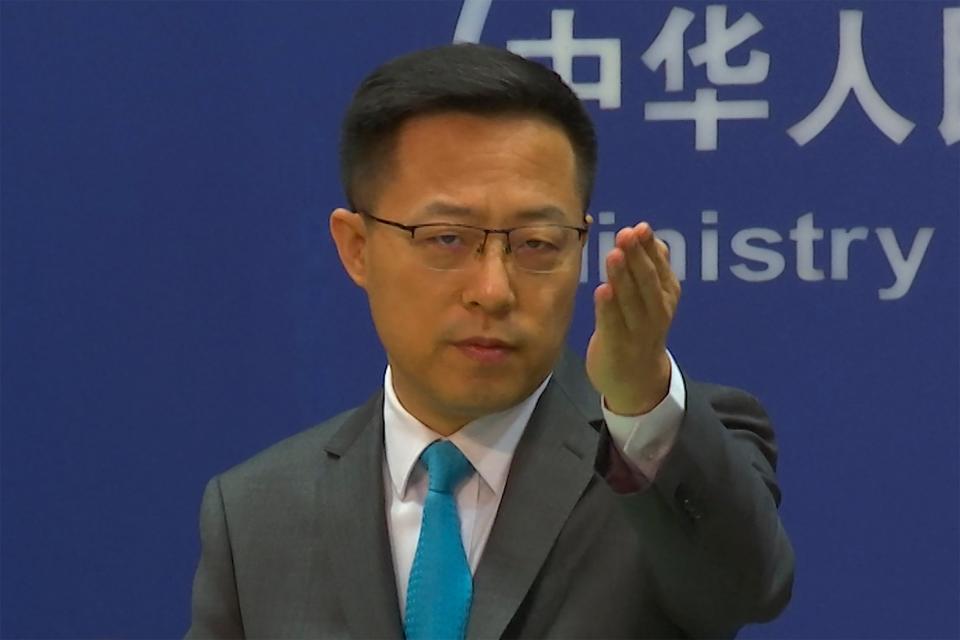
[333,112,585,432]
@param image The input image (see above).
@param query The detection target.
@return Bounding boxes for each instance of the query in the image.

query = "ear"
[329,208,368,288]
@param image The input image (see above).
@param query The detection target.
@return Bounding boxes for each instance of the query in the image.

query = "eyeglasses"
[361,212,588,273]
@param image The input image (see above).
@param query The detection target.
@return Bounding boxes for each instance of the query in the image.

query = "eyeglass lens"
[410,225,580,272]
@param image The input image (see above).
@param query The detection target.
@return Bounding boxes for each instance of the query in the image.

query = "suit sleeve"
[185,476,245,639]
[601,380,795,637]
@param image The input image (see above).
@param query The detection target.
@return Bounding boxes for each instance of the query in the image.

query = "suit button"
[681,497,702,520]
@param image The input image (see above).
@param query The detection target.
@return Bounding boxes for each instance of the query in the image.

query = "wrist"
[602,353,671,416]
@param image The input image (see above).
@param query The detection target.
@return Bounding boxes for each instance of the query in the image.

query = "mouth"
[452,337,516,364]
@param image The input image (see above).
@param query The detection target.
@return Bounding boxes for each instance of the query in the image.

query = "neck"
[387,369,481,437]
[393,392,472,437]
[420,421,466,437]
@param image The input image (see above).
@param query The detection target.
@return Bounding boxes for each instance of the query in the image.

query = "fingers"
[594,281,628,339]
[599,220,681,323]
[608,222,681,323]
[646,232,681,302]
[629,226,668,316]
[605,243,644,331]
[626,224,665,282]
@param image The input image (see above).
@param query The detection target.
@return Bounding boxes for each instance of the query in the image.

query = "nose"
[460,235,516,315]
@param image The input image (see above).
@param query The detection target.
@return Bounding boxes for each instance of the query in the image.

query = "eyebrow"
[414,201,574,225]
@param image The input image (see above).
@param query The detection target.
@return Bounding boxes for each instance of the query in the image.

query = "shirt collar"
[383,365,551,500]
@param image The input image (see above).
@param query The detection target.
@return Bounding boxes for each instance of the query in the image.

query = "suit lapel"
[319,392,404,639]
[466,361,601,640]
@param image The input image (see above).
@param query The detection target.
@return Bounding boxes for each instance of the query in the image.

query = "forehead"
[377,111,582,224]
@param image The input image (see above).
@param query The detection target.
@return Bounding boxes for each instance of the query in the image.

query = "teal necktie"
[404,440,474,640]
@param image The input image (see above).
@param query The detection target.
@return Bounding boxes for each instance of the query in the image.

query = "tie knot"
[420,441,473,494]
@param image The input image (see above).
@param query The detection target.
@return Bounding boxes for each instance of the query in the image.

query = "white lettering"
[700,210,719,281]
[645,88,768,151]
[597,211,617,282]
[641,7,695,92]
[579,210,934,301]
[507,10,621,109]
[830,227,870,279]
[730,228,785,281]
[656,229,688,280]
[787,11,915,146]
[452,0,492,44]
[789,212,825,281]
[688,5,769,85]
[941,8,960,145]
[876,227,935,300]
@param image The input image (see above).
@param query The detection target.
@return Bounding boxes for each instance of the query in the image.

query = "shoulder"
[215,404,363,497]
[195,401,378,553]
[687,379,769,417]
[682,378,779,473]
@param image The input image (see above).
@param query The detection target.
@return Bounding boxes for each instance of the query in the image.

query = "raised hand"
[586,221,681,415]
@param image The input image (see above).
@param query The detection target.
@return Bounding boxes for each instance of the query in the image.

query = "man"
[187,43,794,639]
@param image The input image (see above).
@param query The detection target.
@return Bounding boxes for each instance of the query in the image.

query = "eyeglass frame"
[358,211,590,273]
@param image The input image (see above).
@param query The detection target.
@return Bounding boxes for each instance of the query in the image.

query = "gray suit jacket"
[187,350,794,638]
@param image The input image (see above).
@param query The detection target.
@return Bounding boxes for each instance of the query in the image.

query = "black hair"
[339,43,598,213]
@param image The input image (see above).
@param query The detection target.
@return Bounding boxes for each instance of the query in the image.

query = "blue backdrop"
[2,1,957,637]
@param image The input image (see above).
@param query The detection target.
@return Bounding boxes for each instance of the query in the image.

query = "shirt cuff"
[601,350,686,481]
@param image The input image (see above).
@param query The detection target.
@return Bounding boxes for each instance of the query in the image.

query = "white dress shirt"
[382,352,686,617]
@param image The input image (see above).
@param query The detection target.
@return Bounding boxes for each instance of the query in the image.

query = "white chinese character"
[940,7,960,146]
[641,5,770,151]
[507,9,621,109]
[645,89,768,151]
[641,7,695,92]
[787,10,915,146]
[688,5,770,85]
[453,0,493,44]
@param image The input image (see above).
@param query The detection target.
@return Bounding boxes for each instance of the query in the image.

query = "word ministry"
[580,210,935,301]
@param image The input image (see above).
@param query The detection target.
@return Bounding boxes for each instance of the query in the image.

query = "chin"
[442,380,535,416]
